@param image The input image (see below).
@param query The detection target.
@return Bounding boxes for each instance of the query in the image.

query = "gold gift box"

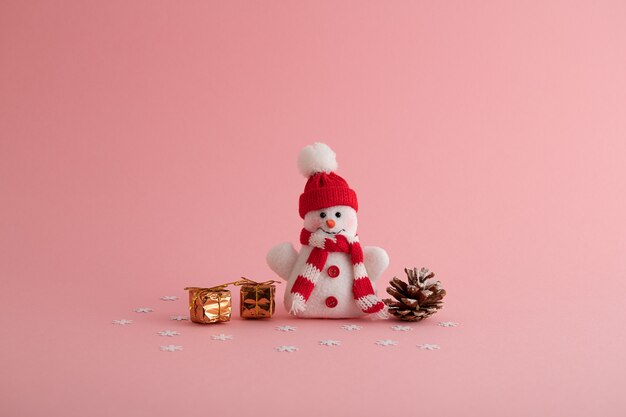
[184,286,232,324]
[236,278,278,319]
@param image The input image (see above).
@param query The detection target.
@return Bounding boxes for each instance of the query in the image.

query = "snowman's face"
[303,205,358,238]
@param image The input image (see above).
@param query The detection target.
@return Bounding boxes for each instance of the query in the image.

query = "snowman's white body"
[284,247,366,318]
[267,230,389,319]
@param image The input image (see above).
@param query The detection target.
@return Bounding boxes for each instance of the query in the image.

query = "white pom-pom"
[297,142,338,177]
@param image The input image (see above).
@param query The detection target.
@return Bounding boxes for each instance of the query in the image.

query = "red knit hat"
[297,143,358,218]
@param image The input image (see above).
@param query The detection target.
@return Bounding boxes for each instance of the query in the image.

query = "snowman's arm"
[266,242,298,281]
[363,246,389,282]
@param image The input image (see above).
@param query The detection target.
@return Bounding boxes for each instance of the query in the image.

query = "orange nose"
[326,219,336,228]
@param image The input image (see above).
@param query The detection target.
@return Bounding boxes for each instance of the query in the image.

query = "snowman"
[266,143,389,319]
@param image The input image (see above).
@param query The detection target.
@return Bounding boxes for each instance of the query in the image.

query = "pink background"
[2,1,626,416]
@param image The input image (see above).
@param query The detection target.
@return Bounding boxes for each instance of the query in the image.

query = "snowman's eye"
[335,212,341,218]
[320,212,326,218]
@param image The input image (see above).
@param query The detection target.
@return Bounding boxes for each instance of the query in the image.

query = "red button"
[327,266,340,278]
[325,296,338,308]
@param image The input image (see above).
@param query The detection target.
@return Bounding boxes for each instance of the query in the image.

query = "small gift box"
[235,278,279,319]
[184,286,232,324]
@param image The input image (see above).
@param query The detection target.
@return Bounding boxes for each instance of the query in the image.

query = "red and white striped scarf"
[290,228,387,317]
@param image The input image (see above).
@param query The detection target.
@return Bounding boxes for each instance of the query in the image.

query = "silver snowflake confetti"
[170,315,188,321]
[157,330,180,337]
[134,307,154,313]
[211,334,233,341]
[112,319,132,325]
[376,339,399,346]
[418,344,440,350]
[275,325,297,332]
[275,345,298,352]
[438,321,459,328]
[391,325,412,331]
[319,340,341,346]
[160,345,183,352]
[160,296,179,301]
[341,324,362,331]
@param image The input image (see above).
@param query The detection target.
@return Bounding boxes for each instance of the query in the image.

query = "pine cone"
[383,267,446,321]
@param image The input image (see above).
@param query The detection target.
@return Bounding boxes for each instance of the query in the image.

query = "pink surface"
[2,1,626,416]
